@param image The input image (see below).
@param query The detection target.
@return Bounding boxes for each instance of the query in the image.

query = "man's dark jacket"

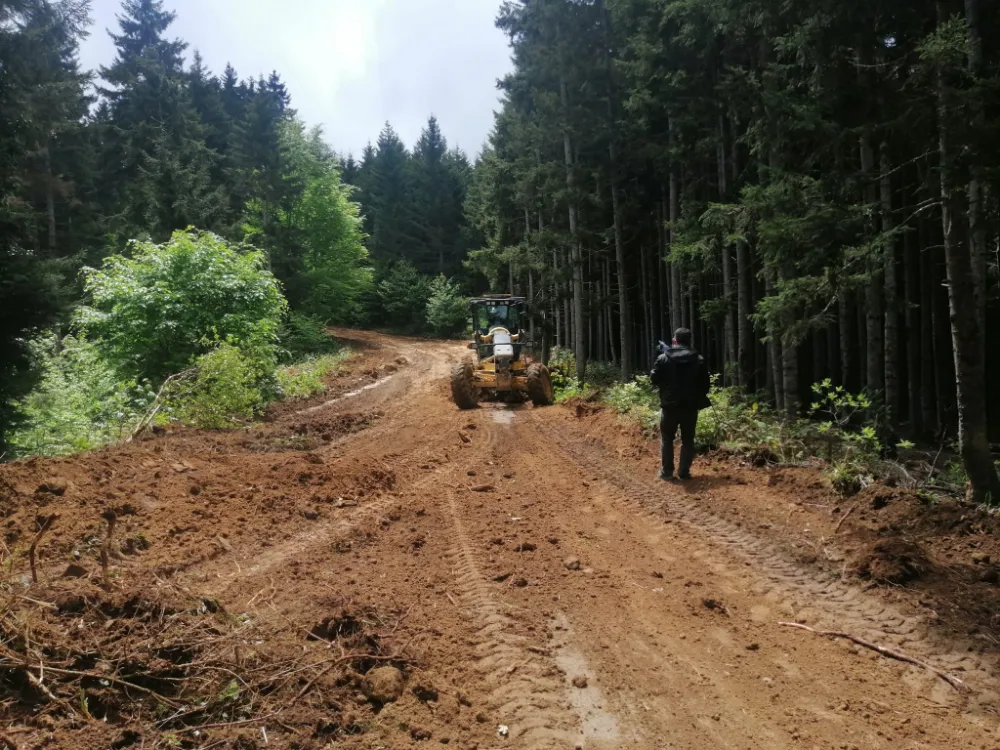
[650,346,711,410]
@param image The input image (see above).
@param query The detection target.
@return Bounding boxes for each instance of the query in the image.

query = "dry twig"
[28,514,58,584]
[777,621,964,690]
[834,502,858,533]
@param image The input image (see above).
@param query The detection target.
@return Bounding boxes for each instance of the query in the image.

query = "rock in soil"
[62,563,89,579]
[571,675,589,689]
[362,666,405,703]
[564,557,581,571]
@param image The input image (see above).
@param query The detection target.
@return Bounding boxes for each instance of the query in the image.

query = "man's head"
[673,328,693,348]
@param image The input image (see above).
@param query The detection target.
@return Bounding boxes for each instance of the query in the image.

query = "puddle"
[551,612,621,746]
[489,407,515,424]
[298,374,395,415]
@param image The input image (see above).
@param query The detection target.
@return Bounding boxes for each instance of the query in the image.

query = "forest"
[2,0,999,501]
[465,0,1000,502]
[0,0,477,456]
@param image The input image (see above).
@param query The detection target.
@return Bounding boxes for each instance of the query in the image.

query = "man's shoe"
[677,473,692,481]
[658,470,674,481]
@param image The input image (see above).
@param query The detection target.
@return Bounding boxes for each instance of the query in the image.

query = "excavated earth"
[2,330,1000,750]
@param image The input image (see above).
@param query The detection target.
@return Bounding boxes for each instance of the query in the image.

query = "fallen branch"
[777,621,964,690]
[100,510,117,585]
[40,666,182,707]
[921,428,947,488]
[834,503,858,533]
[28,515,58,584]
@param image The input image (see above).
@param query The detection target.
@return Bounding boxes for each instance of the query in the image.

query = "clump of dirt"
[1,578,417,744]
[565,396,604,418]
[850,538,930,585]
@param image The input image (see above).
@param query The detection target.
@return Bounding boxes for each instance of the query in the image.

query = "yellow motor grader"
[450,295,554,409]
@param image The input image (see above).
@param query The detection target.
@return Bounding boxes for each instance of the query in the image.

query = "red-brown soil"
[2,330,999,749]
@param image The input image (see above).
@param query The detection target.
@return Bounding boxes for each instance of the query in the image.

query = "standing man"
[650,328,711,481]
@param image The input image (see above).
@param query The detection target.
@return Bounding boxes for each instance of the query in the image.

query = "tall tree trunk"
[736,240,752,388]
[658,195,669,344]
[779,274,799,417]
[839,292,854,390]
[919,229,936,432]
[965,0,987,361]
[903,229,923,434]
[553,248,562,349]
[561,75,586,382]
[610,166,631,378]
[605,260,618,365]
[668,115,682,333]
[880,144,899,426]
[640,244,652,370]
[860,131,885,398]
[936,0,1000,502]
[765,268,784,411]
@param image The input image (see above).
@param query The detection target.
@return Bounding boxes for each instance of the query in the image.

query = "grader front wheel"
[451,360,480,410]
[526,363,554,407]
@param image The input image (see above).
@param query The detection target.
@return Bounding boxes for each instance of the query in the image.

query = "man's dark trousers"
[660,408,698,478]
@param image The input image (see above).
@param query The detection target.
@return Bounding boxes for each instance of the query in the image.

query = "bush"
[10,333,152,457]
[165,344,267,429]
[425,275,468,338]
[279,312,340,361]
[276,351,351,400]
[375,261,432,332]
[605,376,659,431]
[78,229,287,381]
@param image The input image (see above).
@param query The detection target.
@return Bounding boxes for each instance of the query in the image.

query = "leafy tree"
[78,229,287,380]
[376,261,433,332]
[425,275,469,337]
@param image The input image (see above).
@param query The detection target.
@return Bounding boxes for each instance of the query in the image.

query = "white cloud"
[79,0,511,157]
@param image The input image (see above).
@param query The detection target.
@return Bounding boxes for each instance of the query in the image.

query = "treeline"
[466,0,1000,501]
[0,0,477,452]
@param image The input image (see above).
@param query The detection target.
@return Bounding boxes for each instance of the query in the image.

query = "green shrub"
[279,312,340,361]
[605,376,659,431]
[10,333,152,457]
[78,229,287,381]
[376,261,432,332]
[165,344,267,429]
[425,275,468,338]
[276,351,352,400]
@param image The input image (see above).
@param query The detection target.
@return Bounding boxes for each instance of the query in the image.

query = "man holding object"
[650,327,711,481]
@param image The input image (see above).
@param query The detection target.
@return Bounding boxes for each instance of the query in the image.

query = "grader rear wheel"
[451,359,480,410]
[526,363,554,407]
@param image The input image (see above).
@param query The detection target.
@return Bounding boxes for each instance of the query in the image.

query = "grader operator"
[450,295,554,409]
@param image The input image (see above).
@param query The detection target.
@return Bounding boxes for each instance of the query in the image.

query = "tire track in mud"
[534,416,1000,717]
[442,412,584,749]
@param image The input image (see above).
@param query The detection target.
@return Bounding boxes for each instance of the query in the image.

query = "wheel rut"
[534,415,1000,719]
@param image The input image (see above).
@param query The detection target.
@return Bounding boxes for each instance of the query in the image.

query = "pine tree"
[98,0,224,241]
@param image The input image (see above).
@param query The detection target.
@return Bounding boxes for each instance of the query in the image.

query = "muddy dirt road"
[2,331,999,750]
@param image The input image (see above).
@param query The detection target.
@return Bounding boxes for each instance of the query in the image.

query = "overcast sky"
[78,0,513,159]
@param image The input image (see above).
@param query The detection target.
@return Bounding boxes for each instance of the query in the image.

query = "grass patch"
[276,350,353,401]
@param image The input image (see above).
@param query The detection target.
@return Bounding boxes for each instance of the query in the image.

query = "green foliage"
[295,170,372,323]
[78,229,287,381]
[425,275,468,338]
[10,334,151,457]
[278,312,340,361]
[275,351,351,401]
[375,261,433,332]
[548,348,577,394]
[604,376,660,431]
[165,344,267,429]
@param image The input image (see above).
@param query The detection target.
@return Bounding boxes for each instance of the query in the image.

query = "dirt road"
[2,331,999,750]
